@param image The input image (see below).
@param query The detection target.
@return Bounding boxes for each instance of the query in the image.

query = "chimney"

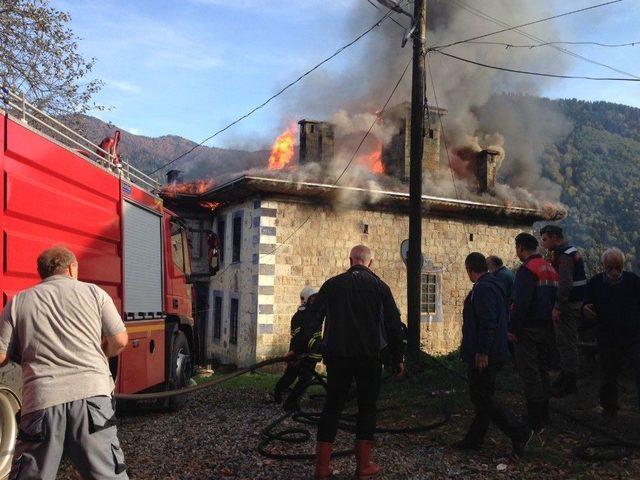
[166,169,183,184]
[298,120,335,167]
[381,102,447,182]
[475,149,499,194]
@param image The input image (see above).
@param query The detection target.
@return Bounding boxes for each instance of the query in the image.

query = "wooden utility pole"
[407,0,427,353]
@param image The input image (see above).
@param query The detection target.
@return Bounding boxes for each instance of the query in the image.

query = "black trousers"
[464,363,524,445]
[317,358,382,443]
[274,359,317,402]
[599,339,640,412]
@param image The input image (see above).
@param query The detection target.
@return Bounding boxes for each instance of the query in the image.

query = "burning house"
[164,109,564,368]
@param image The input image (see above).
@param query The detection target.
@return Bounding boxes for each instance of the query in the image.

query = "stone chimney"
[475,149,500,194]
[381,102,447,182]
[298,120,335,167]
[166,169,183,184]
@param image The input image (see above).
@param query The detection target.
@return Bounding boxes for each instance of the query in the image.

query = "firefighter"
[457,252,533,456]
[0,246,129,480]
[540,224,587,397]
[290,245,404,480]
[510,233,558,433]
[272,286,322,410]
[583,248,640,418]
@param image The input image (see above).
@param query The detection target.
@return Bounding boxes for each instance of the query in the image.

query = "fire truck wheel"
[168,331,191,410]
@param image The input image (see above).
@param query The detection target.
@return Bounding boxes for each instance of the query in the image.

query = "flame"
[359,141,384,174]
[164,180,214,197]
[268,124,296,170]
[199,201,221,211]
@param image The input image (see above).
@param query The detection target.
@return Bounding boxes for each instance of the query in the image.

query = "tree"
[0,0,102,115]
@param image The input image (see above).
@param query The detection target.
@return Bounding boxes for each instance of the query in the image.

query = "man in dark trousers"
[583,247,640,418]
[273,286,322,410]
[291,245,404,480]
[540,224,587,396]
[487,255,515,306]
[510,233,559,433]
[458,252,532,456]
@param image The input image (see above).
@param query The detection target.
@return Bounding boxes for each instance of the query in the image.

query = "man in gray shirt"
[0,246,129,479]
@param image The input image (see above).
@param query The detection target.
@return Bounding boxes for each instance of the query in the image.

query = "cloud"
[104,79,142,94]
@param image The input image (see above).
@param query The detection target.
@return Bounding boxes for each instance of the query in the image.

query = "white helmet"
[300,286,319,305]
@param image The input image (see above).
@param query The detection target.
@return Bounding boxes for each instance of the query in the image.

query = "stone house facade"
[181,175,555,368]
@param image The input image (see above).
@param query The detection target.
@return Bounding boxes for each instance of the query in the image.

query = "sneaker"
[511,429,534,458]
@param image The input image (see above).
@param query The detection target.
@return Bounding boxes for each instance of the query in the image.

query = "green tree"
[0,0,102,114]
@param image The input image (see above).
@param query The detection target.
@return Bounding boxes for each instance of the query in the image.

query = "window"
[213,294,222,340]
[217,216,226,267]
[232,213,242,263]
[191,220,203,259]
[421,273,438,315]
[230,298,239,345]
[171,225,185,272]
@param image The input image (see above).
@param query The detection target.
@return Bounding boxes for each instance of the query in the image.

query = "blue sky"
[53,0,640,148]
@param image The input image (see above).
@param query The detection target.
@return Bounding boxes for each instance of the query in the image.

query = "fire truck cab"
[0,89,200,406]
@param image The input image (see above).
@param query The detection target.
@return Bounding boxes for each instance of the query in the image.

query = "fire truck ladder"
[0,87,160,193]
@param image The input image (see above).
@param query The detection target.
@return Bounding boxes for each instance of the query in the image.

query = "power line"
[434,50,640,81]
[467,40,640,49]
[148,9,396,176]
[428,0,622,52]
[444,0,639,80]
[208,57,412,277]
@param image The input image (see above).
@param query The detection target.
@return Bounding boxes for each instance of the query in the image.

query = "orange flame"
[164,180,214,197]
[359,141,384,175]
[199,201,221,211]
[268,124,296,170]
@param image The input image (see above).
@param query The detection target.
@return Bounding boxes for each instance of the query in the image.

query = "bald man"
[292,245,405,480]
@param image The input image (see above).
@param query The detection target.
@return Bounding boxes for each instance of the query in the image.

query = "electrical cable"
[434,50,640,81]
[427,0,622,53]
[147,9,397,176]
[443,0,639,80]
[466,40,640,49]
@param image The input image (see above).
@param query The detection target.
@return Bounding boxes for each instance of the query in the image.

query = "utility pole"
[407,0,426,353]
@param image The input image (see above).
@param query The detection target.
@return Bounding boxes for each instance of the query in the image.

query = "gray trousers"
[10,395,128,480]
[555,303,581,374]
[515,327,553,402]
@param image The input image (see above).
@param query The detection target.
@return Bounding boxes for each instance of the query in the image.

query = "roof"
[168,175,565,224]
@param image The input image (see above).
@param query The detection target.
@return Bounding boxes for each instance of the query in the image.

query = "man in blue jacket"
[458,252,532,456]
[583,247,640,418]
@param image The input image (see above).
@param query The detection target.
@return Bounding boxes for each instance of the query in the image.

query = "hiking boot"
[314,441,333,480]
[354,439,380,479]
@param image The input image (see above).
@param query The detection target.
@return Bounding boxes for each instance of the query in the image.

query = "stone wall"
[263,200,529,358]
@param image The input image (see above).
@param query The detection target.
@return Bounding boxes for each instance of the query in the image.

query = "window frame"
[216,215,226,267]
[213,291,223,341]
[231,211,243,264]
[229,296,239,345]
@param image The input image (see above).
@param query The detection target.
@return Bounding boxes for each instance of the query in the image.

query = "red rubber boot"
[354,440,380,479]
[314,441,333,479]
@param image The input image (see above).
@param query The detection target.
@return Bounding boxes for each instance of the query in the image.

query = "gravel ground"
[56,363,640,480]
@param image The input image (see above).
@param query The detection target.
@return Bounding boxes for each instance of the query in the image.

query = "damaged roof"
[166,175,565,224]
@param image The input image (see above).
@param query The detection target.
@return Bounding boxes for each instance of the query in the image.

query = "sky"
[53,0,640,149]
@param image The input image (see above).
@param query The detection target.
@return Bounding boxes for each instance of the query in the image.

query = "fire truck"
[0,89,201,408]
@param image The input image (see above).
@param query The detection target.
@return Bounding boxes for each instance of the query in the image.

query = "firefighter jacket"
[288,307,322,361]
[551,244,587,308]
[292,265,405,365]
[584,271,640,345]
[460,273,509,366]
[510,254,558,336]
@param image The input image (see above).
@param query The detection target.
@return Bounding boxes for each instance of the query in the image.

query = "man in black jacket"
[458,252,532,456]
[583,247,640,418]
[291,245,404,480]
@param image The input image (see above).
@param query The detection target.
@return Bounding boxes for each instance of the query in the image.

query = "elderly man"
[0,246,129,480]
[458,252,532,456]
[583,248,640,418]
[540,225,587,397]
[487,255,515,305]
[292,245,405,480]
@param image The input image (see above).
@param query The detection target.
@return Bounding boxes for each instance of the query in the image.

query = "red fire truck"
[0,89,200,407]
